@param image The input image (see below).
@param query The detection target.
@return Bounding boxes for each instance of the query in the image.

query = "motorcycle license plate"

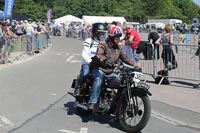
[137,82,150,90]
[133,72,143,82]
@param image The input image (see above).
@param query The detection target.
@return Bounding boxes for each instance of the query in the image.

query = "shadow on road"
[146,79,200,90]
[63,101,142,133]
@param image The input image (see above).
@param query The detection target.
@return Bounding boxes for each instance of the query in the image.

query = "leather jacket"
[93,40,135,74]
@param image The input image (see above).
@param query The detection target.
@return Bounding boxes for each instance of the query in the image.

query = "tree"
[13,0,48,21]
[1,0,199,23]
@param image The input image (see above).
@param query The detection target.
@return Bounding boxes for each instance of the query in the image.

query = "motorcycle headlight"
[132,72,143,83]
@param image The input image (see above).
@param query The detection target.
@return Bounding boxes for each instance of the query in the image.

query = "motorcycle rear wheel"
[118,93,151,132]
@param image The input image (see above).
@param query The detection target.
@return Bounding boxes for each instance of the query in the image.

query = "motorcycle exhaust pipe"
[67,92,76,98]
[75,102,88,110]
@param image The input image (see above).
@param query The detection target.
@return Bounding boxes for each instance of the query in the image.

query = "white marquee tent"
[82,15,127,25]
[55,15,83,24]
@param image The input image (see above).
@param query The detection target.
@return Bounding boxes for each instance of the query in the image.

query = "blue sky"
[193,0,200,6]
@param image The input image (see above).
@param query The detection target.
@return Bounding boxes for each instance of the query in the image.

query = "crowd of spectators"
[0,19,52,63]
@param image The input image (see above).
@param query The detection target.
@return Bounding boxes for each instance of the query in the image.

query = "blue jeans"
[132,49,140,62]
[26,35,32,53]
[77,64,90,87]
[123,45,133,59]
[89,69,104,104]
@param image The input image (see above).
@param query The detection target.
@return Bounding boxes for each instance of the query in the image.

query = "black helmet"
[92,23,107,39]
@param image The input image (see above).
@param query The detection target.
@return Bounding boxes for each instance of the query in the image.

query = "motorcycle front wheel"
[118,93,151,133]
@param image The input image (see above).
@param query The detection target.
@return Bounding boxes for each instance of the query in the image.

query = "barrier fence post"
[193,47,200,88]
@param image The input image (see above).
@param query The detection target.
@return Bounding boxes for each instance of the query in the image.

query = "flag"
[4,0,15,18]
[47,9,52,23]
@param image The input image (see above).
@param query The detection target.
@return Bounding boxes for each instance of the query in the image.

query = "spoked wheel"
[118,93,151,133]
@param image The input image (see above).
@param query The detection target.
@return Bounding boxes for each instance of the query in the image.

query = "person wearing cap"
[25,19,36,54]
[15,20,24,36]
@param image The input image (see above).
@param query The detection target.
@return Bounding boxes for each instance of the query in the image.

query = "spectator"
[121,25,133,59]
[0,22,18,62]
[195,33,200,56]
[155,24,178,70]
[125,24,141,65]
[148,31,160,59]
[15,20,24,36]
[25,19,36,54]
[0,23,5,62]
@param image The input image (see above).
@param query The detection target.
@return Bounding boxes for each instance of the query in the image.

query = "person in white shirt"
[74,23,107,96]
[25,19,36,54]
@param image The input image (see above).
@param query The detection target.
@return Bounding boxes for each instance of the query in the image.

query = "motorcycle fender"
[131,86,152,96]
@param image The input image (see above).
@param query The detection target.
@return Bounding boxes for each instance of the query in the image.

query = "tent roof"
[12,14,29,21]
[82,15,127,24]
[55,15,83,23]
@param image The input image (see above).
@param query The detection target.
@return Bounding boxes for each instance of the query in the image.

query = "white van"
[126,22,140,28]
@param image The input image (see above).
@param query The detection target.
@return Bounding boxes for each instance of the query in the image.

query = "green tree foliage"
[0,0,199,22]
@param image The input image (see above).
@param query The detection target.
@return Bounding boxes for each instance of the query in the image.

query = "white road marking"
[59,127,88,133]
[66,56,75,62]
[59,129,79,133]
[80,127,88,133]
[0,115,14,126]
[70,60,81,63]
[151,110,186,126]
[57,53,61,55]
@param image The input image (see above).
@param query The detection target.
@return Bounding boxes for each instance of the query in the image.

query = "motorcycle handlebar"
[122,63,135,69]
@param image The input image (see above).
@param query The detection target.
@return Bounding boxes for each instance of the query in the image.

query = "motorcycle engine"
[98,89,116,112]
[99,98,110,111]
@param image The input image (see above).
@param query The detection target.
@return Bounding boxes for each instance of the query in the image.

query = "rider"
[88,26,135,110]
[74,23,107,96]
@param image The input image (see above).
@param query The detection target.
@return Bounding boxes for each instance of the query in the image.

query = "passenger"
[74,23,107,96]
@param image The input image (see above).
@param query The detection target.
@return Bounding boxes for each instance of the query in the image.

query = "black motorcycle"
[68,63,152,133]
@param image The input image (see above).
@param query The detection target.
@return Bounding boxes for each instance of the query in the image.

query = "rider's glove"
[104,59,114,69]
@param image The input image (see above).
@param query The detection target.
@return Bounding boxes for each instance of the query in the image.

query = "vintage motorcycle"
[68,62,152,133]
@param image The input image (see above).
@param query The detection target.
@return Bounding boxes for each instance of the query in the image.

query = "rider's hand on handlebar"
[104,59,114,69]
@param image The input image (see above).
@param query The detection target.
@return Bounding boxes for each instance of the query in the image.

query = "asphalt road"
[0,36,199,133]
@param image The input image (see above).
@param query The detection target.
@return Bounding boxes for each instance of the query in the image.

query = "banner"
[4,0,15,18]
[47,9,52,23]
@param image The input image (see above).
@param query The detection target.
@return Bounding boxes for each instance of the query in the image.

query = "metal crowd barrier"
[65,29,91,40]
[0,33,49,64]
[139,42,200,86]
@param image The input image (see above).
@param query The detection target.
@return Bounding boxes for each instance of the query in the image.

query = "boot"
[74,86,80,96]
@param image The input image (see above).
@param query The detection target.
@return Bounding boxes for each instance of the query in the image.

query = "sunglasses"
[126,28,131,29]
[123,29,126,31]
[97,32,106,36]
